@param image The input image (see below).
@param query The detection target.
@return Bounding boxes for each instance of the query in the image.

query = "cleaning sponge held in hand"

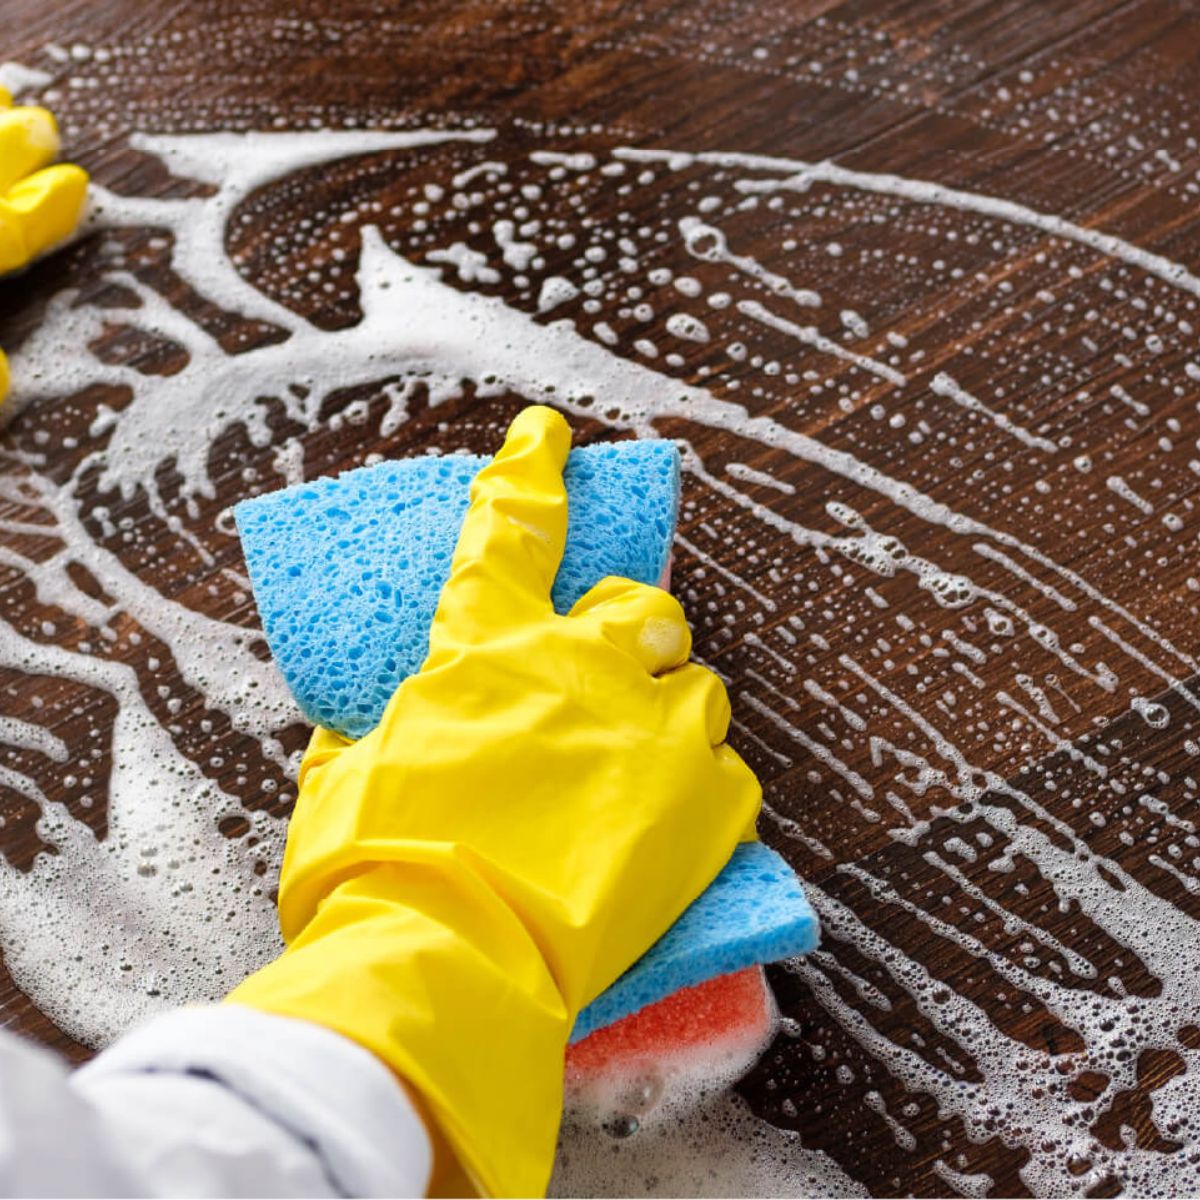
[236,435,818,1038]
[236,440,680,740]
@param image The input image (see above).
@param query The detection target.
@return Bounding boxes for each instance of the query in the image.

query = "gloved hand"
[0,87,89,399]
[228,406,761,1197]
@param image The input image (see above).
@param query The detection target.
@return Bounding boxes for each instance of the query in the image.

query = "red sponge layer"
[565,966,773,1081]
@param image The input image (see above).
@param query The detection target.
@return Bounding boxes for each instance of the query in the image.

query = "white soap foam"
[6,121,1200,1195]
[0,62,53,96]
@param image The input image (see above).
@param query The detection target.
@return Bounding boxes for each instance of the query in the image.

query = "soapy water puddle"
[5,39,1200,1194]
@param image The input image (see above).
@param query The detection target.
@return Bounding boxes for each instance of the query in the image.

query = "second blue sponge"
[572,840,818,1041]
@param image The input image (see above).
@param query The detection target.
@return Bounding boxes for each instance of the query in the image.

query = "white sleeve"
[0,1006,432,1198]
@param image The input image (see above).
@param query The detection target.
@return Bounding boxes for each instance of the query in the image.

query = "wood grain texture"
[5,0,1200,1193]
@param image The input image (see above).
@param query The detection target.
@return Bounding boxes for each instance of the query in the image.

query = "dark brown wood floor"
[5,1,1200,1194]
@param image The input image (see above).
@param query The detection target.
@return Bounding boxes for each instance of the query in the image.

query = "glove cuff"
[228,864,572,1198]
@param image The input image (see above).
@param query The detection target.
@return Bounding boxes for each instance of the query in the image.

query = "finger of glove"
[569,575,692,675]
[661,661,734,745]
[429,405,570,649]
[0,163,88,275]
[0,351,9,407]
[655,667,761,844]
[297,724,353,787]
[667,667,763,839]
[0,106,60,194]
[713,741,764,842]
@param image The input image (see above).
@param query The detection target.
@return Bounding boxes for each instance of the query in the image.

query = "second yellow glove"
[0,86,89,401]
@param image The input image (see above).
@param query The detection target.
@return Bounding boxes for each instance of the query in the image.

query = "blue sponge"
[572,840,818,1041]
[236,436,819,1036]
[235,441,681,740]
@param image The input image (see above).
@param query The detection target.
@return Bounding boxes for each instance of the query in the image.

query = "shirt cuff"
[75,1004,433,1198]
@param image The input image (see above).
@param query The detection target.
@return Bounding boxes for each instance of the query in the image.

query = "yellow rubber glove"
[228,405,761,1196]
[0,86,90,399]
